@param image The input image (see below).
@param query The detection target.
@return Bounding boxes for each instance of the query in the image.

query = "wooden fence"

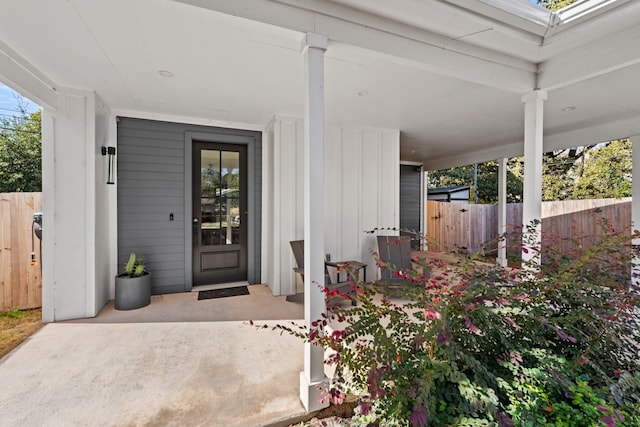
[0,193,42,311]
[427,198,632,257]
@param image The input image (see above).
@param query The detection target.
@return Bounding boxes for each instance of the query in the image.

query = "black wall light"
[101,146,116,184]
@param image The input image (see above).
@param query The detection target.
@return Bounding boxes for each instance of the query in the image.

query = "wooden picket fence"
[427,198,632,258]
[0,192,42,311]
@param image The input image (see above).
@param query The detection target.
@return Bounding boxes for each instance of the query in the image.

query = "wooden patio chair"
[376,235,414,289]
[285,240,355,307]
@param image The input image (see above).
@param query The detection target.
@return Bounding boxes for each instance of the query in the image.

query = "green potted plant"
[115,252,151,310]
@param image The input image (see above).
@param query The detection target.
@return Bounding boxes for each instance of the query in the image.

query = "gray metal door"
[192,142,247,285]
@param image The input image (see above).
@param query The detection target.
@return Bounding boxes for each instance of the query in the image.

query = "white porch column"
[631,135,640,288]
[41,89,114,322]
[521,90,547,266]
[300,33,330,413]
[497,157,508,267]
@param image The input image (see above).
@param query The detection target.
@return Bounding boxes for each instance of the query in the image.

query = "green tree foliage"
[572,139,632,199]
[429,159,523,204]
[430,140,632,203]
[538,0,578,11]
[542,147,590,201]
[0,108,41,192]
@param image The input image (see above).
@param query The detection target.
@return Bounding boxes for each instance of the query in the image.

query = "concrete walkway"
[0,285,309,427]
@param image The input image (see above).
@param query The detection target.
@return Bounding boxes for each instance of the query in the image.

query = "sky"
[0,82,40,117]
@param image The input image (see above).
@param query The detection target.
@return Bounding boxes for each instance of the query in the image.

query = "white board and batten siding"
[263,116,399,295]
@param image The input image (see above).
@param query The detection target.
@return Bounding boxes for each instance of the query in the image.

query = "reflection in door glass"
[200,149,240,245]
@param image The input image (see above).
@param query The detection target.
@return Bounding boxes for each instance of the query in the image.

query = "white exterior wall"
[263,116,400,295]
[41,89,115,321]
[261,123,276,292]
[94,97,118,305]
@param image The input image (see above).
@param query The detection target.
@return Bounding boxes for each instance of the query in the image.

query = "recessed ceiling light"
[158,70,174,78]
[562,106,576,111]
[357,90,370,97]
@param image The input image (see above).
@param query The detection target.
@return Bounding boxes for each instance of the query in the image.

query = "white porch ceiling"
[1,0,640,169]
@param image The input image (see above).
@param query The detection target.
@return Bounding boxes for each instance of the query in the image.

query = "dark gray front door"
[192,142,247,285]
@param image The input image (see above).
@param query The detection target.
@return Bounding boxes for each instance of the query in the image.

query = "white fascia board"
[175,0,535,93]
[0,40,57,110]
[173,0,314,33]
[335,0,545,45]
[272,113,400,135]
[543,115,640,152]
[541,0,640,53]
[442,0,554,36]
[556,0,633,25]
[315,15,535,93]
[538,22,640,90]
[283,0,536,69]
[110,109,265,132]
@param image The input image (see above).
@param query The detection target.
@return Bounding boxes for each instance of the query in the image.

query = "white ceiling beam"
[0,40,58,110]
[441,0,554,36]
[110,109,265,132]
[538,32,640,90]
[423,141,523,170]
[543,115,640,152]
[313,14,535,93]
[422,114,640,170]
[173,0,536,93]
[539,3,640,90]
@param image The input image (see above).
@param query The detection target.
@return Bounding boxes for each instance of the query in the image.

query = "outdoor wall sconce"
[101,146,116,185]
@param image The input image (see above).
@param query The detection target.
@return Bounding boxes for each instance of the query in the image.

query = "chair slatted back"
[377,236,412,281]
[290,240,305,275]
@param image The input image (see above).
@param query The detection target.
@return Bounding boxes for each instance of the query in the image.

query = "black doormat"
[198,286,249,300]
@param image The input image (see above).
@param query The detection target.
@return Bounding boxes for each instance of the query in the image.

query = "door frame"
[192,142,248,285]
[184,130,260,291]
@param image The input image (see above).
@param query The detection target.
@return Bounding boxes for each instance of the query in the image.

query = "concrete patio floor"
[0,284,311,427]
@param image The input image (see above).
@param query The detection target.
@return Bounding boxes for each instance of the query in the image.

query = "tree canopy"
[572,140,632,199]
[428,140,632,204]
[0,108,42,192]
[538,0,578,11]
[429,160,523,204]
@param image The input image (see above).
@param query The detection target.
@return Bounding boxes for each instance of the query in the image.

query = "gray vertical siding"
[400,164,422,249]
[117,117,261,294]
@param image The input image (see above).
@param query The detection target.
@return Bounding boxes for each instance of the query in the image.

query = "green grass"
[0,308,43,359]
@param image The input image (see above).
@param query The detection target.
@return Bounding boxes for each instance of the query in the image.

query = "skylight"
[442,0,627,37]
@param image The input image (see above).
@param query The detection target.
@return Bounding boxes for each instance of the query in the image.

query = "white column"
[300,33,329,413]
[41,89,105,322]
[631,135,640,288]
[521,90,547,266]
[497,157,508,267]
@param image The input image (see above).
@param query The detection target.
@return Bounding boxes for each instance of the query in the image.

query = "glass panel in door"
[193,142,247,285]
[200,150,240,246]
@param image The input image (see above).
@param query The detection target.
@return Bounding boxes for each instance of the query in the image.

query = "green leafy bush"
[266,222,640,426]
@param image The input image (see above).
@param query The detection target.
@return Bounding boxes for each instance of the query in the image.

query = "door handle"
[193,217,199,246]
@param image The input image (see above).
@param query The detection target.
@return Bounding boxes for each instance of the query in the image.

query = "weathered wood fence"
[0,193,42,311]
[427,198,632,257]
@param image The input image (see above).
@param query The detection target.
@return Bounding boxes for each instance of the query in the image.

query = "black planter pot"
[115,272,151,310]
